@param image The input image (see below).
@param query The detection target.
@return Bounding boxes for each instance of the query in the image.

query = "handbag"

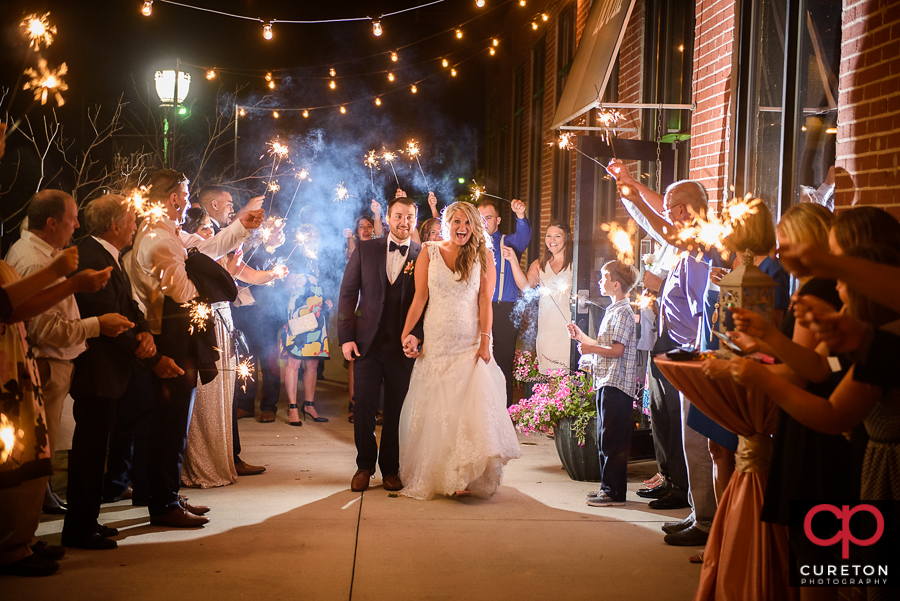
[288,312,318,336]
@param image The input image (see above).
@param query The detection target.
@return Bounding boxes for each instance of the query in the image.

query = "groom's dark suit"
[338,236,422,477]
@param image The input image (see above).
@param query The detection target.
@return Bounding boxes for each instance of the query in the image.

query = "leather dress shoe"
[259,411,276,423]
[662,515,694,534]
[61,533,117,550]
[0,554,59,577]
[235,459,266,476]
[96,524,119,538]
[235,408,253,420]
[30,541,65,561]
[664,524,709,546]
[103,484,133,504]
[648,492,691,510]
[383,474,403,491]
[351,469,373,492]
[150,507,209,528]
[179,495,210,515]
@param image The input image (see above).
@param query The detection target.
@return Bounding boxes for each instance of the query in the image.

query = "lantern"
[718,250,776,333]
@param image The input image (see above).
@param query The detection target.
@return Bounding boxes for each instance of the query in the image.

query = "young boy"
[568,260,640,506]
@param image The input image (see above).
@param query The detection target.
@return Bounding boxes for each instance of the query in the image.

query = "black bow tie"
[389,241,408,255]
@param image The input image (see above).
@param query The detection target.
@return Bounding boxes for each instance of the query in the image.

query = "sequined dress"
[399,242,521,500]
[182,302,238,488]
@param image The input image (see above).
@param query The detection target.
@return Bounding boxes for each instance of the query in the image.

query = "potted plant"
[508,351,602,482]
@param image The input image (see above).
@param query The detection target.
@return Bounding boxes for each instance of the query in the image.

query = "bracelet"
[481,332,492,338]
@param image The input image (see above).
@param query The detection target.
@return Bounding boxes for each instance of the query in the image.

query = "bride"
[399,201,521,500]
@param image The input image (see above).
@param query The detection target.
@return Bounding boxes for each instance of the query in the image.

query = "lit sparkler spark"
[22,13,56,51]
[596,108,623,128]
[236,357,255,393]
[296,169,310,181]
[272,264,289,279]
[406,140,420,158]
[382,150,396,163]
[555,132,575,150]
[258,226,273,242]
[268,141,289,158]
[634,290,655,310]
[722,194,761,226]
[470,181,485,202]
[296,231,308,244]
[124,186,150,216]
[334,182,349,202]
[23,58,68,106]
[0,413,21,465]
[183,300,213,334]
[364,150,380,170]
[600,220,637,265]
[268,181,280,193]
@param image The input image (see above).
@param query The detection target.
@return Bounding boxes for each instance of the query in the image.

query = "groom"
[339,194,424,492]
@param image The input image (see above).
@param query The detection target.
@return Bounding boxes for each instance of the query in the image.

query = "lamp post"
[154,58,191,168]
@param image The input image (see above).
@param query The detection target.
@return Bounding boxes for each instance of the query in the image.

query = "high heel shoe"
[302,401,329,422]
[288,403,303,427]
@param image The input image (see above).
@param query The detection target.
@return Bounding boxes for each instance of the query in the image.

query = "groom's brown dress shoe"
[383,474,403,491]
[351,469,373,492]
[150,507,209,528]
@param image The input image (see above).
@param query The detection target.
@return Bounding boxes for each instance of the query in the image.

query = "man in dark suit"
[62,194,182,549]
[339,194,424,492]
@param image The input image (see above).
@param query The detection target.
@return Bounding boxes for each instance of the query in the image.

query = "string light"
[541,13,549,21]
[340,105,347,113]
[238,108,246,117]
[263,22,273,40]
[450,68,457,76]
[476,0,486,5]
[141,1,153,16]
[206,69,216,79]
[329,80,336,89]
[391,51,398,62]
[268,80,275,89]
[455,28,463,39]
[411,84,417,93]
[375,97,382,106]
[441,58,449,68]
[372,18,383,36]
[265,72,273,81]
[388,72,395,82]
[492,38,499,46]
[273,110,280,118]
[303,109,309,118]
[329,67,336,77]
[519,0,526,5]
[489,47,495,55]
[531,20,538,30]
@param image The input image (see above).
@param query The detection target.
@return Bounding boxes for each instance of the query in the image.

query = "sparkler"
[23,59,67,106]
[0,413,22,465]
[382,149,400,186]
[22,13,56,51]
[551,131,615,176]
[183,300,213,334]
[263,139,289,212]
[600,220,637,265]
[671,195,763,260]
[633,290,655,311]
[406,140,430,191]
[364,150,380,190]
[470,180,512,204]
[236,357,255,392]
[333,182,351,202]
[537,275,571,323]
[596,107,623,157]
[268,181,280,194]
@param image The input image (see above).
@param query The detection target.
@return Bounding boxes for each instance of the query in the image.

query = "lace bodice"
[422,242,481,358]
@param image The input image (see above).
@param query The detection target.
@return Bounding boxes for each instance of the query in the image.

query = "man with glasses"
[125,169,263,527]
[608,160,716,548]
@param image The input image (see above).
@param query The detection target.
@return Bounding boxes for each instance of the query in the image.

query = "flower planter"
[553,417,657,482]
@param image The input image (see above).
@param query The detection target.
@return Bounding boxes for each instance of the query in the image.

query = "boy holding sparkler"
[568,260,640,506]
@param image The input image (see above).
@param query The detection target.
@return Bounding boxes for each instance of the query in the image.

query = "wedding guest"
[568,260,640,506]
[6,190,133,515]
[182,207,215,239]
[0,250,112,576]
[504,220,573,375]
[478,198,531,407]
[284,225,332,425]
[345,200,386,259]
[418,217,442,243]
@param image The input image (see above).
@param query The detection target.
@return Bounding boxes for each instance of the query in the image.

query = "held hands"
[134,331,157,359]
[509,199,526,219]
[371,199,383,216]
[98,313,134,337]
[607,159,635,185]
[402,334,420,359]
[727,356,761,386]
[72,267,112,293]
[51,247,80,278]
[342,341,361,362]
[239,209,265,230]
[153,355,184,378]
[730,306,775,340]
[566,322,585,342]
[427,192,437,210]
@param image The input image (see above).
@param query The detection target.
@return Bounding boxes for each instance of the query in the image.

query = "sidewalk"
[9,360,701,600]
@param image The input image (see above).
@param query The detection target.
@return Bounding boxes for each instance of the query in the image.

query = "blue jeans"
[597,386,635,502]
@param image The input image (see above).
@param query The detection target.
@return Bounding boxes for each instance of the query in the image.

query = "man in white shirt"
[125,169,263,528]
[6,190,133,513]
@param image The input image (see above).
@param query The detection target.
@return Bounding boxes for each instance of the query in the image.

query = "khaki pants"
[36,358,75,456]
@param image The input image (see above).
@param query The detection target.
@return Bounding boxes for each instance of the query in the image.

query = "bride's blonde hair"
[441,201,491,283]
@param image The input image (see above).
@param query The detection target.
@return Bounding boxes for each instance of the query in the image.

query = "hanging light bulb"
[519,0,526,5]
[329,67,336,77]
[303,109,309,118]
[531,20,538,30]
[206,69,216,80]
[391,51,398,62]
[541,13,549,21]
[441,58,449,68]
[451,68,457,77]
[273,110,279,118]
[329,80,336,89]
[372,18,383,37]
[476,0,486,6]
[388,72,395,82]
[489,47,496,56]
[411,85,418,94]
[263,22,273,40]
[493,38,500,46]
[265,72,272,81]
[141,1,153,17]
[455,28,463,39]
[268,81,275,89]
[340,106,347,114]
[375,97,382,106]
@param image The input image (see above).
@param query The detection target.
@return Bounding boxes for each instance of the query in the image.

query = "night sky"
[1,0,504,229]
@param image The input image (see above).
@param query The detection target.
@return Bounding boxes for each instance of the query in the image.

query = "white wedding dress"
[399,242,522,500]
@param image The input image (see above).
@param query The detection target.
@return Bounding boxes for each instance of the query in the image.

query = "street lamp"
[154,60,190,168]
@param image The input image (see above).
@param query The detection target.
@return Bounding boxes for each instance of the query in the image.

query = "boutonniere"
[403,260,415,276]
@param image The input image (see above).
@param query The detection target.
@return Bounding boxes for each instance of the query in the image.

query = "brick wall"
[689,0,737,206]
[835,0,900,218]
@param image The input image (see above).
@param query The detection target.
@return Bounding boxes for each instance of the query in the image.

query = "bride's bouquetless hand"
[476,340,491,364]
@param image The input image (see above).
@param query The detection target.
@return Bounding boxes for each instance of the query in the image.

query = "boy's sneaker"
[586,492,625,507]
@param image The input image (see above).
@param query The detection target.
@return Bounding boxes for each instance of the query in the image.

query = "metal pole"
[590,101,695,110]
[778,0,805,216]
[172,57,179,169]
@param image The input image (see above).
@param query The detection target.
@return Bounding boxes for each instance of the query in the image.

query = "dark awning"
[550,0,638,131]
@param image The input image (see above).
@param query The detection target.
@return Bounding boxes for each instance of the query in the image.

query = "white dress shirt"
[125,217,250,334]
[93,236,121,268]
[5,230,99,360]
[386,233,410,284]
